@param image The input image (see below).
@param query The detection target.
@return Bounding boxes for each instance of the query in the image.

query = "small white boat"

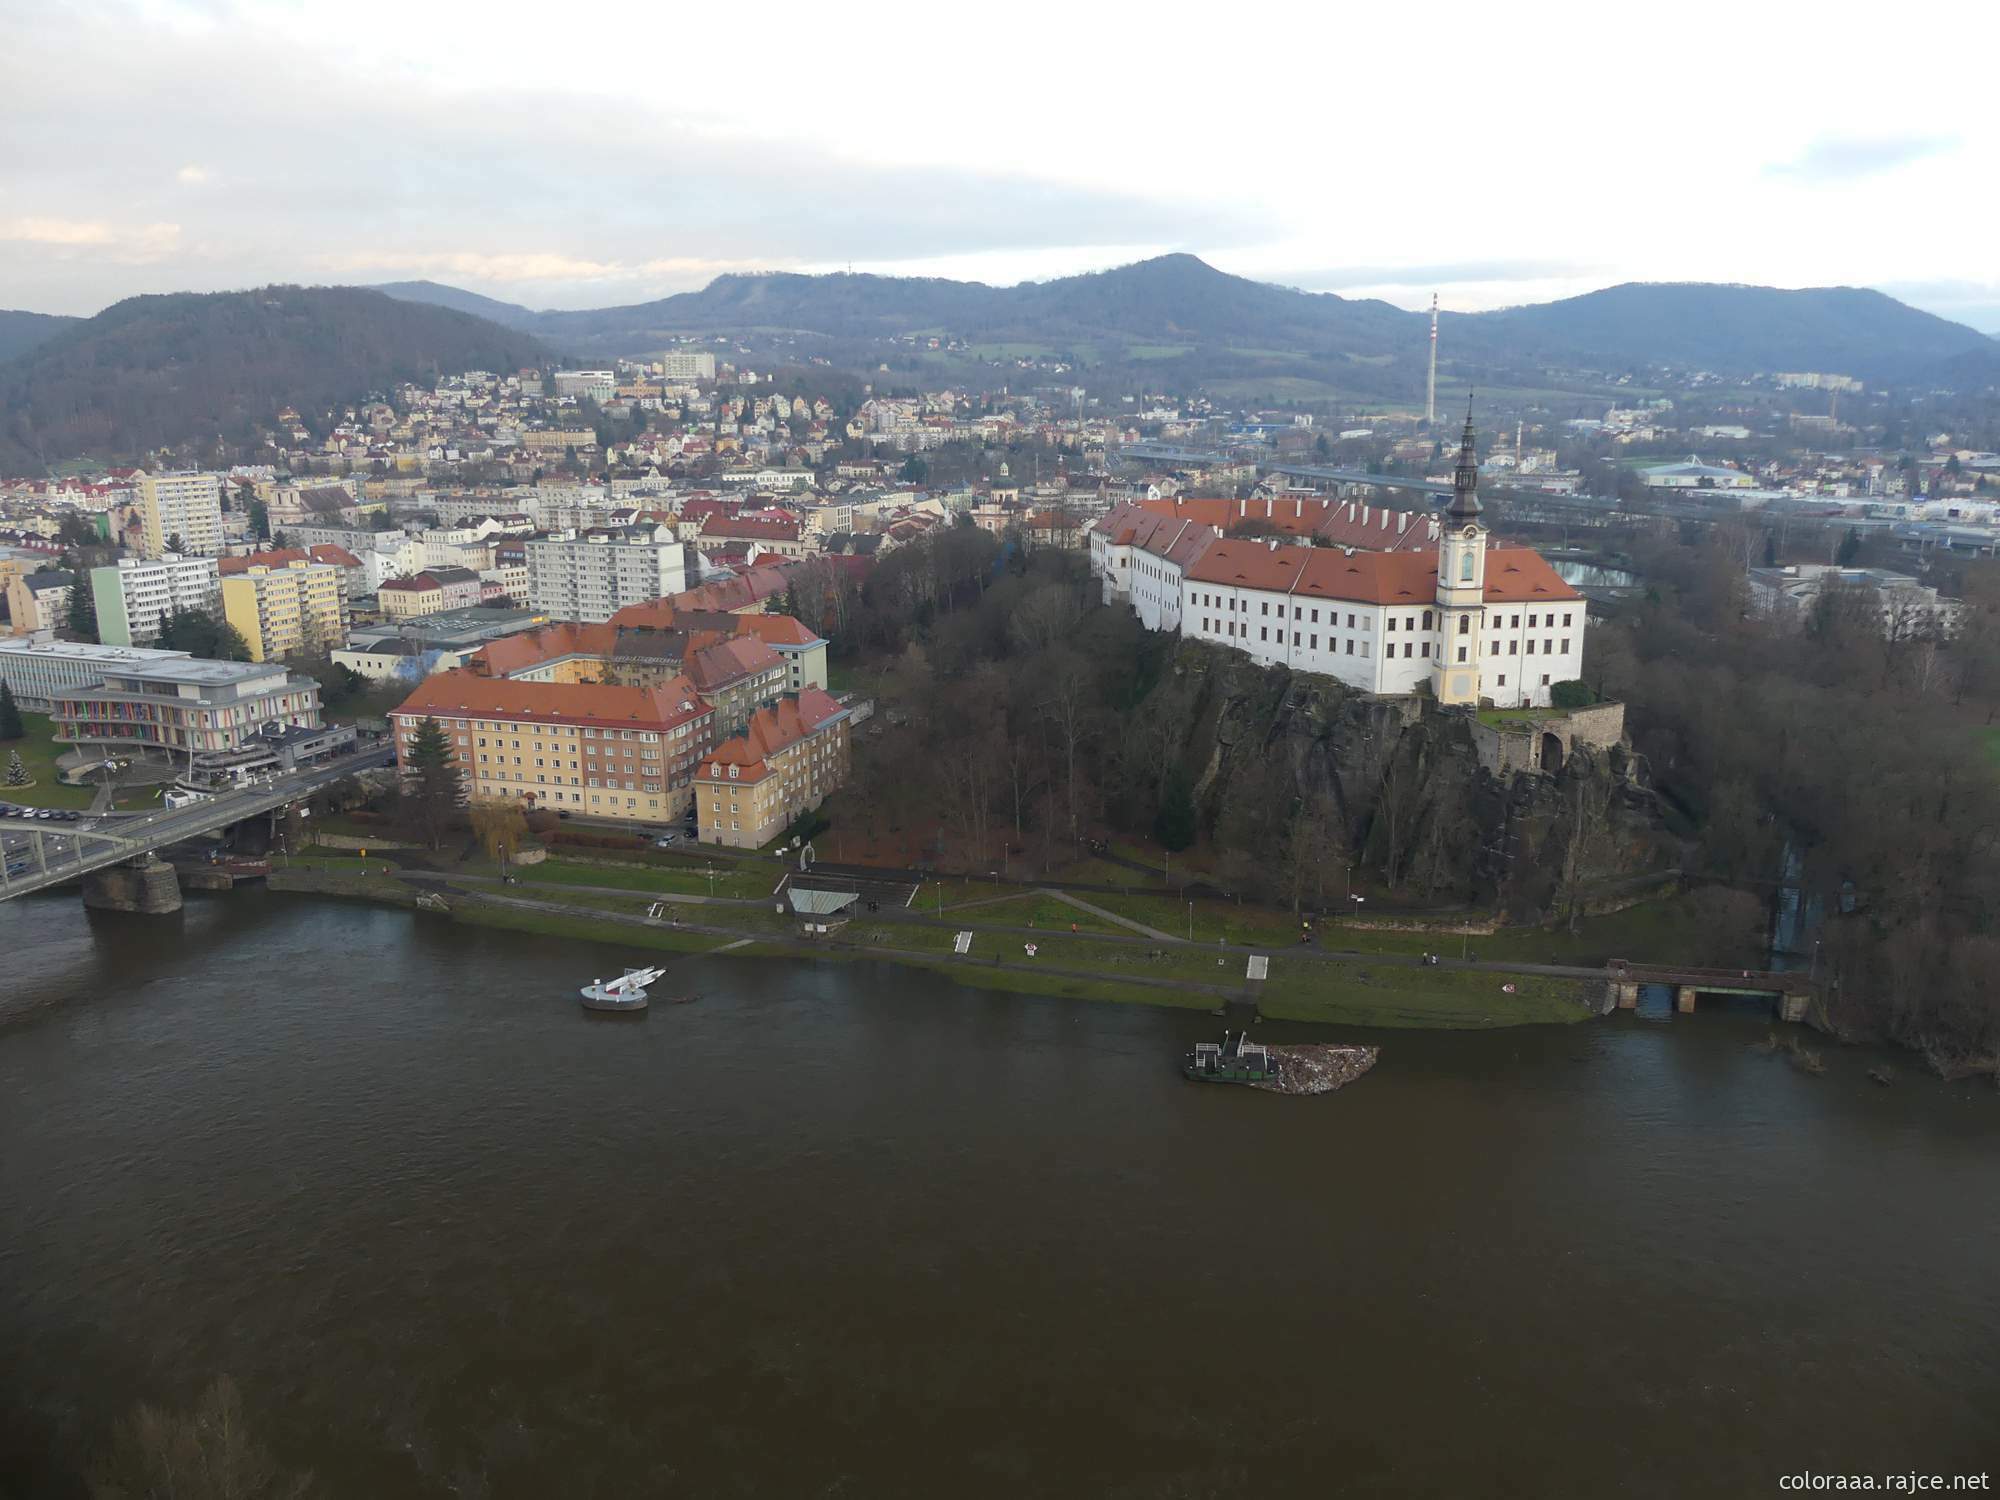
[580,965,664,1012]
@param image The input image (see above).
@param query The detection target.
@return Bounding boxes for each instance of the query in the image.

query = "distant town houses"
[4,569,75,636]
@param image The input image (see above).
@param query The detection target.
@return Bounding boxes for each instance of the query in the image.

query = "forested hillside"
[0,309,77,364]
[783,524,2000,1068]
[0,286,548,470]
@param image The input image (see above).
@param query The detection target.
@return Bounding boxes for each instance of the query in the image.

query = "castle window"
[1422,610,1433,630]
[1456,647,1467,662]
[1457,616,1469,635]
[1460,551,1474,581]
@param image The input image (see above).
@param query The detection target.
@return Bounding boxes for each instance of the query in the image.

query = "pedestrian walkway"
[1041,888,1177,943]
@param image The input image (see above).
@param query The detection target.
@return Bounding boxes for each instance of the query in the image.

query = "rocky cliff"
[1137,643,1679,919]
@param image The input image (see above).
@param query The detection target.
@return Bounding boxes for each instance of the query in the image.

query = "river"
[1553,559,1641,589]
[2,890,1995,1497]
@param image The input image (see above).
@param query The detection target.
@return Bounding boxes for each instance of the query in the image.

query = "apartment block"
[694,689,849,849]
[90,556,222,646]
[136,471,225,558]
[526,525,687,623]
[389,669,716,823]
[220,561,349,661]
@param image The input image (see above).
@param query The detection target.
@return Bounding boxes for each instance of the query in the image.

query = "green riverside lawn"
[264,849,1641,1029]
[275,818,1755,1033]
[0,715,98,810]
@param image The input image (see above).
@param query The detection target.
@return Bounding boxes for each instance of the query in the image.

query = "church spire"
[1447,395,1482,521]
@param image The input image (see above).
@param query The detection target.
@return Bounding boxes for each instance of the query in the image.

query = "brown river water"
[1,889,1995,1497]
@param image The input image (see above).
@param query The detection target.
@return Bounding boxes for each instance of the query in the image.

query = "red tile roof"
[1185,541,1578,606]
[389,669,710,733]
[696,688,845,784]
[684,635,784,692]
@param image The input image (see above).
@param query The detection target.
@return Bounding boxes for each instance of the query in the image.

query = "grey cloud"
[1767,135,1958,182]
[0,9,1252,313]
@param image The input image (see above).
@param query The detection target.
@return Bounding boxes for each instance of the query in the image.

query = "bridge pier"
[1675,986,1697,1014]
[1613,981,1640,1010]
[1778,991,1808,1024]
[81,854,182,915]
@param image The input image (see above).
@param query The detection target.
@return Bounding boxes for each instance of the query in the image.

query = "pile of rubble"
[1255,1043,1380,1096]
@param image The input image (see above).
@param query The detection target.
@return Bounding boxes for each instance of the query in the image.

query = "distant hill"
[0,309,79,364]
[372,280,540,329]
[1460,283,2000,384]
[0,286,547,470]
[369,256,1997,389]
[521,253,1417,358]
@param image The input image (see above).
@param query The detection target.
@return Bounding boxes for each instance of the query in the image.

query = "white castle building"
[1091,413,1586,708]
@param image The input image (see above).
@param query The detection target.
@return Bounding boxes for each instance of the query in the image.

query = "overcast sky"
[4,0,1997,329]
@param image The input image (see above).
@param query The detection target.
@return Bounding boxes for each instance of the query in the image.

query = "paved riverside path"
[1040,888,1177,943]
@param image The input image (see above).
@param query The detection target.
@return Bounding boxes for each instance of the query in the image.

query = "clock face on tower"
[1462,525,1478,540]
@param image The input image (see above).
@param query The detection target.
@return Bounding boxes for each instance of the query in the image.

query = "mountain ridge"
[368,256,1999,385]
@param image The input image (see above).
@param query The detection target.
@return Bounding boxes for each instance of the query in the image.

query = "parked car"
[653,833,678,847]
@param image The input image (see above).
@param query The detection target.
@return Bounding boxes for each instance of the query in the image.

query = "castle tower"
[1432,402,1488,707]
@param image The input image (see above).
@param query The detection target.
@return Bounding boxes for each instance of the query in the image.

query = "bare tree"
[90,1376,322,1500]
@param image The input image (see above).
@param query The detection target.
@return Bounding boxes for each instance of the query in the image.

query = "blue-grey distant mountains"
[370,254,2000,385]
[1,258,1995,470]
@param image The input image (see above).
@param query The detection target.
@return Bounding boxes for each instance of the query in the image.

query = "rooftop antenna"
[1426,293,1439,427]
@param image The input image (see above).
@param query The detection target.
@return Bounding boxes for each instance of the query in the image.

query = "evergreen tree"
[248,498,272,542]
[1762,532,1777,568]
[1835,527,1862,566]
[64,576,99,642]
[155,606,251,661]
[0,681,22,741]
[402,716,463,849]
[165,532,185,555]
[1154,768,1197,853]
[4,750,27,787]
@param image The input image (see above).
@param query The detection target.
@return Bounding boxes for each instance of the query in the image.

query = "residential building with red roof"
[698,511,813,557]
[693,687,850,848]
[390,668,716,822]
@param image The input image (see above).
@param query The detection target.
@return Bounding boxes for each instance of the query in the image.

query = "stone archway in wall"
[1539,731,1565,774]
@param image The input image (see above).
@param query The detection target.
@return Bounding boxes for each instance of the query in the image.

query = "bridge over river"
[0,747,394,908]
[1608,960,1814,1022]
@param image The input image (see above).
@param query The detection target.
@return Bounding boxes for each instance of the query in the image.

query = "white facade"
[137,471,225,557]
[553,369,616,402]
[1092,418,1589,708]
[90,556,222,646]
[1177,563,1586,707]
[526,525,688,623]
[0,637,193,712]
[658,351,717,382]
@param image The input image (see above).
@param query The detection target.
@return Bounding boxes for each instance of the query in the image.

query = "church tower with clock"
[1431,404,1489,706]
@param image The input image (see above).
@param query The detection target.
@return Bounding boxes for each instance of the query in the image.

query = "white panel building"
[525,525,688,623]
